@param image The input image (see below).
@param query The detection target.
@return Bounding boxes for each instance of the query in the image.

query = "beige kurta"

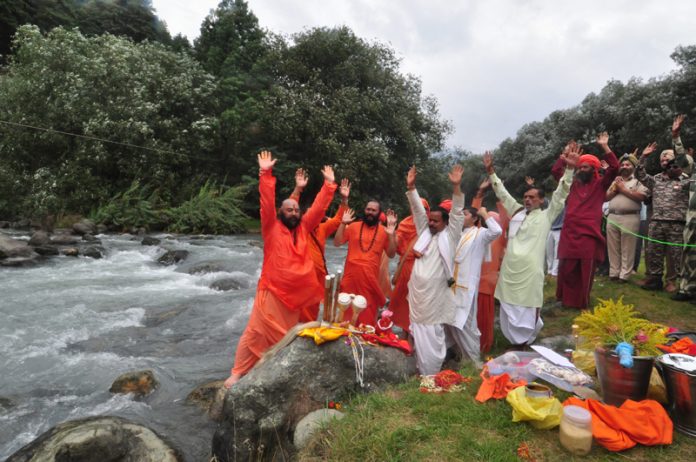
[492,168,573,308]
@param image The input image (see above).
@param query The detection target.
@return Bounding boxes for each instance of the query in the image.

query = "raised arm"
[672,114,692,170]
[484,150,523,216]
[446,164,466,242]
[384,210,398,258]
[258,150,278,235]
[547,146,576,222]
[471,177,490,209]
[478,207,502,243]
[596,132,619,188]
[552,141,575,181]
[635,142,657,191]
[333,208,355,246]
[289,168,308,203]
[322,178,351,236]
[302,165,338,232]
[405,165,429,234]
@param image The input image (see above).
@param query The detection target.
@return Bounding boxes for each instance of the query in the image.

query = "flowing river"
[0,231,347,461]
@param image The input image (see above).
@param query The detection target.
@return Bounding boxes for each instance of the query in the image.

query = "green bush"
[91,180,162,230]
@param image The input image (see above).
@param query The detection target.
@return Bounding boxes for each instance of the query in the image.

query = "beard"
[577,170,593,183]
[619,167,633,177]
[279,213,300,230]
[363,214,379,226]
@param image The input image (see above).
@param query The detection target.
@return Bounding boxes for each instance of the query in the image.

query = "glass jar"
[559,405,593,455]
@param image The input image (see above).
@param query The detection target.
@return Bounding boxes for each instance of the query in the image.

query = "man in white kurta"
[449,207,502,366]
[406,165,465,376]
[483,149,577,345]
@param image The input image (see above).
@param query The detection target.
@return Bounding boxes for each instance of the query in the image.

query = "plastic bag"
[571,349,596,376]
[505,386,563,429]
[646,368,667,404]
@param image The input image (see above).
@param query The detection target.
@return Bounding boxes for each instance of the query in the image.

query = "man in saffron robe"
[224,151,337,388]
[389,198,430,332]
[334,201,397,326]
[553,134,619,309]
[484,148,576,346]
[289,169,351,322]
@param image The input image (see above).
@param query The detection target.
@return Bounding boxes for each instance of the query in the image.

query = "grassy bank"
[300,272,696,461]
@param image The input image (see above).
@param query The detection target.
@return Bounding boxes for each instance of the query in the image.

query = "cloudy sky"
[153,0,696,152]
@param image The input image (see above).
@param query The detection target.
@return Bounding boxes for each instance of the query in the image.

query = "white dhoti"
[445,302,482,368]
[499,302,543,345]
[411,322,447,376]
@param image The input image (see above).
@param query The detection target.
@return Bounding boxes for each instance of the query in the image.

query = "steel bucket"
[656,354,696,437]
[594,348,654,406]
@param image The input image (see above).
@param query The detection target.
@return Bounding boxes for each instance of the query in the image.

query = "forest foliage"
[0,0,695,232]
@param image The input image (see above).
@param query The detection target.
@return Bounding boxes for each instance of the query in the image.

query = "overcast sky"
[153,0,696,152]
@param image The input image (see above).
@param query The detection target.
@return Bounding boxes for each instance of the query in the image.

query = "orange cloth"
[232,289,303,376]
[338,221,391,326]
[378,251,392,299]
[475,366,527,402]
[361,331,413,354]
[477,293,495,353]
[387,216,419,331]
[563,397,673,451]
[658,337,696,355]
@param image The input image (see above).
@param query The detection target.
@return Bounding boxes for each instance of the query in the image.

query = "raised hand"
[642,142,658,158]
[321,165,335,184]
[385,209,398,235]
[482,151,494,174]
[449,164,464,185]
[294,168,308,190]
[257,150,277,171]
[406,165,417,190]
[673,114,686,137]
[525,176,535,187]
[477,206,489,218]
[596,131,609,147]
[339,178,351,201]
[565,143,583,168]
[478,177,491,191]
[600,160,609,170]
[342,208,355,225]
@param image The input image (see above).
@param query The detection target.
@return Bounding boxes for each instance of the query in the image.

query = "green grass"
[300,269,696,461]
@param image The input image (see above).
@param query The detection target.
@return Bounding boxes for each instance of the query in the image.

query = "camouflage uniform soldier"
[635,136,690,292]
[670,115,696,302]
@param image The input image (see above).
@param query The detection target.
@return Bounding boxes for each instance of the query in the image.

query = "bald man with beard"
[224,151,337,388]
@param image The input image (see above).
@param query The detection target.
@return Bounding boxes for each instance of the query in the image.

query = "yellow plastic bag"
[647,368,667,404]
[505,386,563,429]
[572,349,596,376]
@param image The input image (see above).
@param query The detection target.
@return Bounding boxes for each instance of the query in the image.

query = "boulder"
[247,240,263,249]
[187,261,224,275]
[6,416,180,462]
[82,246,104,259]
[72,219,97,236]
[0,233,35,259]
[209,278,246,291]
[293,408,345,449]
[0,256,39,267]
[0,396,14,412]
[96,224,108,234]
[158,250,189,266]
[11,219,31,230]
[109,370,159,397]
[0,221,9,228]
[28,230,51,246]
[142,236,161,246]
[82,234,100,243]
[51,234,79,246]
[187,380,226,421]
[212,335,416,461]
[34,246,60,256]
[62,247,79,257]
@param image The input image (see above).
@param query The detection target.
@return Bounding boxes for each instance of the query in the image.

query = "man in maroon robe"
[552,133,619,309]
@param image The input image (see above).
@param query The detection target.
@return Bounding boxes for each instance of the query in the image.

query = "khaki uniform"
[606,176,648,280]
[674,136,696,293]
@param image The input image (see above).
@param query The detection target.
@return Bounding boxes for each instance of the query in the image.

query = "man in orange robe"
[389,198,430,332]
[224,151,337,388]
[289,169,351,322]
[333,201,397,326]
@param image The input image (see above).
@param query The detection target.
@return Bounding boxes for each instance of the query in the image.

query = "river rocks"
[187,261,224,274]
[62,247,80,257]
[33,245,60,256]
[0,233,35,259]
[5,416,180,462]
[158,250,189,266]
[109,370,159,397]
[212,336,416,462]
[51,234,79,246]
[142,236,161,246]
[209,278,246,291]
[82,246,105,259]
[72,219,97,236]
[82,234,100,243]
[0,221,9,228]
[28,230,51,246]
[247,240,263,249]
[187,380,226,421]
[0,396,14,412]
[294,408,345,449]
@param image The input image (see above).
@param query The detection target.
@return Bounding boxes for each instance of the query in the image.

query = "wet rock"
[5,416,180,462]
[0,396,14,411]
[51,234,79,246]
[82,246,104,259]
[0,233,35,259]
[72,219,96,236]
[0,221,9,228]
[158,250,189,266]
[187,261,224,275]
[96,224,108,234]
[294,408,345,449]
[142,236,161,246]
[190,235,215,240]
[28,231,51,246]
[11,219,31,230]
[0,256,39,267]
[82,234,100,243]
[187,380,226,421]
[34,246,60,256]
[212,336,416,461]
[109,370,159,397]
[210,278,246,291]
[247,240,263,249]
[62,247,80,257]
[143,306,189,327]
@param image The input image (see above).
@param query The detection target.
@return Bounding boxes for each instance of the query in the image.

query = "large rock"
[293,408,345,449]
[210,278,246,291]
[82,246,105,259]
[142,236,161,246]
[6,416,180,462]
[72,219,97,236]
[29,230,51,246]
[0,233,35,259]
[82,234,100,243]
[212,336,416,461]
[109,370,159,397]
[51,234,79,246]
[0,221,9,228]
[187,261,224,275]
[187,380,226,421]
[62,247,79,257]
[34,246,60,256]
[0,257,39,267]
[158,250,189,266]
